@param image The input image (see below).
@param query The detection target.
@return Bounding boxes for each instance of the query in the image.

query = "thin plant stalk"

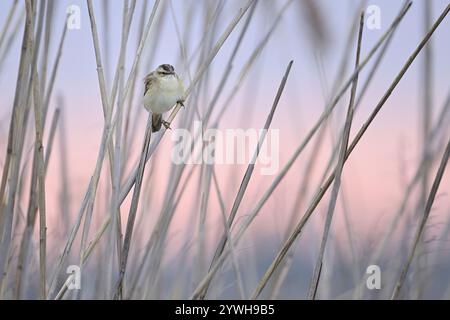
[391,137,450,299]
[191,3,412,297]
[189,2,445,299]
[207,2,412,253]
[113,114,153,300]
[308,12,364,300]
[0,0,34,291]
[0,0,19,52]
[198,60,294,299]
[249,3,450,299]
[77,0,258,295]
[117,0,256,206]
[47,0,158,298]
[25,0,48,299]
[15,11,68,298]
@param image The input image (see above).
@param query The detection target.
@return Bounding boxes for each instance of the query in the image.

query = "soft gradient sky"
[1,0,450,286]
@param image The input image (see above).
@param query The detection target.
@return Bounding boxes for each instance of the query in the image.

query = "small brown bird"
[143,64,185,132]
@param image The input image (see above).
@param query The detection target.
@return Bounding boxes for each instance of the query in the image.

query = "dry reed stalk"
[142,1,281,253]
[117,0,256,206]
[49,110,120,299]
[133,7,289,287]
[196,161,214,285]
[307,12,364,300]
[110,0,136,283]
[42,13,68,124]
[168,0,194,83]
[83,1,193,296]
[101,0,110,86]
[83,0,150,259]
[212,168,246,298]
[347,91,450,298]
[53,0,160,292]
[56,98,70,230]
[40,0,54,100]
[185,0,226,69]
[79,0,116,268]
[197,60,293,298]
[0,0,19,52]
[128,0,263,298]
[391,136,450,299]
[204,1,258,123]
[252,7,411,294]
[43,109,60,172]
[121,0,149,166]
[134,19,283,291]
[4,0,447,301]
[23,0,48,299]
[73,3,257,296]
[0,0,34,292]
[368,91,450,265]
[190,60,293,299]
[189,1,445,299]
[15,10,68,298]
[182,4,240,283]
[11,102,58,296]
[269,1,370,297]
[79,0,151,261]
[249,3,450,299]
[32,44,47,300]
[207,3,412,246]
[415,0,434,299]
[421,0,433,205]
[113,114,153,299]
[48,0,159,298]
[0,7,24,73]
[213,0,293,125]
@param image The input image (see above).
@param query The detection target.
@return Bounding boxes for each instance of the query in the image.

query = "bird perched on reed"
[143,64,185,132]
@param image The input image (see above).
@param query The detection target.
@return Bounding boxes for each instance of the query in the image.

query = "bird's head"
[156,64,175,76]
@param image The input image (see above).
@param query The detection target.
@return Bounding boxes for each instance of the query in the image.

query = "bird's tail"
[152,113,162,132]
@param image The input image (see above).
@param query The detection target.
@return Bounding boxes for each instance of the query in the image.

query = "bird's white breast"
[144,75,184,114]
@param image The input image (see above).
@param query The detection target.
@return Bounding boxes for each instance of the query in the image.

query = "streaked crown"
[156,64,175,75]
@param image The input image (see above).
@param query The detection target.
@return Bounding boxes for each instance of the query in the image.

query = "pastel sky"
[0,0,449,267]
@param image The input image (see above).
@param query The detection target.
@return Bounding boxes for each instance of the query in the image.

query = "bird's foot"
[177,100,185,108]
[162,120,172,130]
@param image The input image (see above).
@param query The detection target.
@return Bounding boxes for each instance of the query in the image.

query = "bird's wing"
[144,72,157,96]
[176,74,186,99]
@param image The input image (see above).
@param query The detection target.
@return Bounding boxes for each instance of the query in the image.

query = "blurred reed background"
[0,0,449,300]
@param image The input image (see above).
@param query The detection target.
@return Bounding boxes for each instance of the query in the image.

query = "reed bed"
[0,0,449,300]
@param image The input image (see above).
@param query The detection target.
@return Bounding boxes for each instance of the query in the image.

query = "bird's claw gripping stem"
[162,120,172,130]
[177,100,185,108]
